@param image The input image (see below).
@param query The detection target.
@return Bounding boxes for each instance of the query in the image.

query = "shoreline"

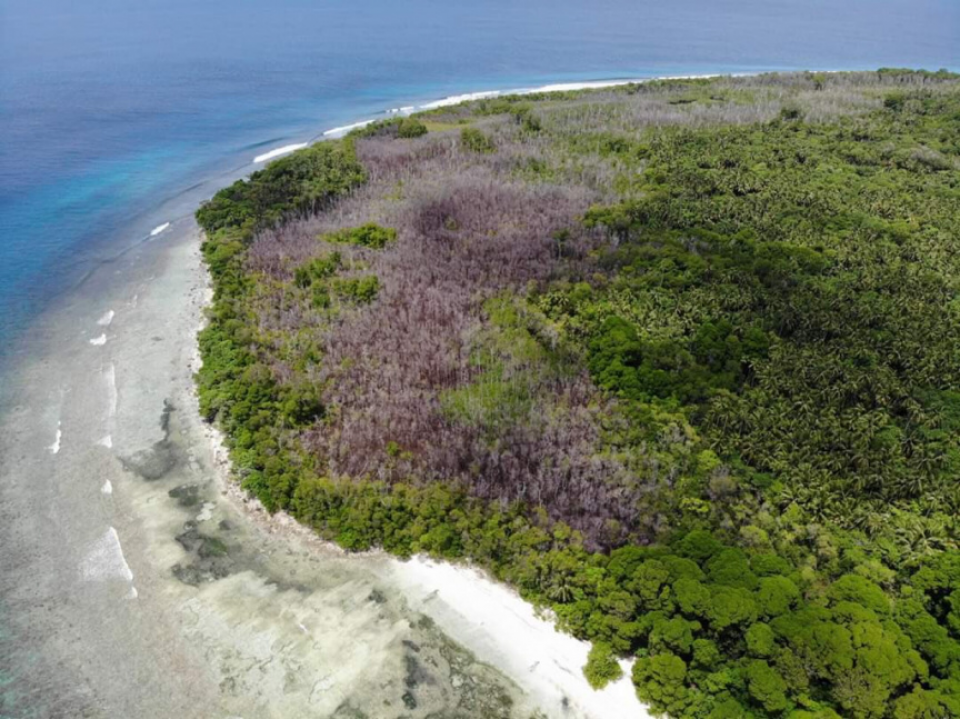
[261,68,858,157]
[316,73,737,140]
[189,229,652,718]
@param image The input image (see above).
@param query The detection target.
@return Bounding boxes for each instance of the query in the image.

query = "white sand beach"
[386,557,651,719]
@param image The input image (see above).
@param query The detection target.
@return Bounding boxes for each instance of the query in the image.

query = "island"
[194,69,960,719]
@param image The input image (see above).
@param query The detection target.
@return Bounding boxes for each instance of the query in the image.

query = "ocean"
[0,0,957,359]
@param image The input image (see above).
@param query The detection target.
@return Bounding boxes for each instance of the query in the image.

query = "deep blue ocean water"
[1,0,957,352]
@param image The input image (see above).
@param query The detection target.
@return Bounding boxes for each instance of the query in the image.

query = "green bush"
[322,223,397,249]
[332,275,380,303]
[197,141,365,232]
[295,252,342,287]
[397,117,428,138]
[460,127,496,153]
[510,104,542,133]
[350,116,428,140]
[584,642,624,689]
[884,92,907,112]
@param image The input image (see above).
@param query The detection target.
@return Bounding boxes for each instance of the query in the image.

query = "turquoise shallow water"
[1,0,958,357]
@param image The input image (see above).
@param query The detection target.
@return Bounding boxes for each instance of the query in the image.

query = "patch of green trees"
[350,116,428,140]
[460,127,496,153]
[321,222,397,249]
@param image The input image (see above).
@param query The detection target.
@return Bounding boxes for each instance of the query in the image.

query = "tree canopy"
[196,70,960,717]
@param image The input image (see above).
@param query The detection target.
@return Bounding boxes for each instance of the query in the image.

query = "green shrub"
[632,653,691,716]
[780,103,802,120]
[743,660,790,713]
[460,127,496,153]
[397,117,428,138]
[584,642,624,689]
[350,116,427,140]
[322,223,397,249]
[196,141,365,233]
[332,275,380,303]
[884,92,907,112]
[295,252,342,287]
[510,104,542,132]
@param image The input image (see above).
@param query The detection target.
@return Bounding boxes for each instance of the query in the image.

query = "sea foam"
[522,79,638,93]
[410,75,724,114]
[48,422,62,455]
[150,222,171,237]
[254,143,308,163]
[97,310,115,327]
[89,333,107,346]
[104,363,118,418]
[322,120,376,138]
[417,90,502,110]
[197,502,215,522]
[79,526,134,583]
[265,74,730,159]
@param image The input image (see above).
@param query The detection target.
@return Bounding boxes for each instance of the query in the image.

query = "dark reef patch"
[171,522,235,585]
[168,483,202,507]
[119,399,183,480]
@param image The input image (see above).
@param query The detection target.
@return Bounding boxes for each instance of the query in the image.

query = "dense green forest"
[196,70,960,718]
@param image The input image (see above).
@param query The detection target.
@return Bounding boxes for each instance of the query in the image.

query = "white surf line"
[104,363,118,418]
[412,75,729,113]
[417,89,504,111]
[101,479,113,495]
[79,526,134,583]
[89,333,107,346]
[97,310,115,327]
[253,143,308,164]
[319,73,747,141]
[48,421,62,455]
[516,72,746,96]
[322,120,377,139]
[272,73,759,158]
[150,222,171,237]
